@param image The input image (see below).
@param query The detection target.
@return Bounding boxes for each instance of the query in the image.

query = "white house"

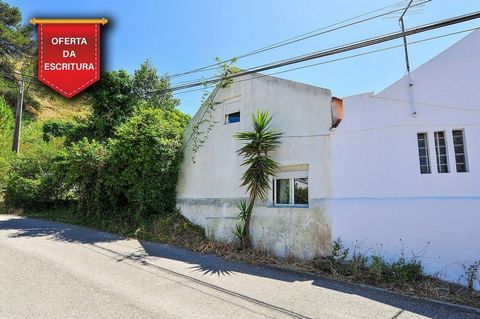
[177,74,334,259]
[330,29,480,284]
[177,30,480,285]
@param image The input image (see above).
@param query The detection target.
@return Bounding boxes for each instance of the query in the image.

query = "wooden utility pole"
[12,79,25,153]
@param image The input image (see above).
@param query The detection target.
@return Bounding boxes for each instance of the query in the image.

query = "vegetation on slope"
[0,1,198,247]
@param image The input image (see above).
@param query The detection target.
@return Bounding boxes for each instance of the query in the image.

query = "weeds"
[313,239,425,286]
[350,251,368,275]
[331,238,349,262]
[463,260,480,291]
[350,241,368,276]
[390,256,423,284]
[370,255,386,281]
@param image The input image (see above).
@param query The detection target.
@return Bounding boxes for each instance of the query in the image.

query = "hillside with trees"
[0,0,204,243]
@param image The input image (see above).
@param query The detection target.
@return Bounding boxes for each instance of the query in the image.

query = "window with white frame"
[452,129,468,172]
[416,132,431,174]
[434,131,449,173]
[273,172,308,206]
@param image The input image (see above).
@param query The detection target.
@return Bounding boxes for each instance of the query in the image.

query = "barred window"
[417,133,431,174]
[452,130,468,172]
[434,131,449,173]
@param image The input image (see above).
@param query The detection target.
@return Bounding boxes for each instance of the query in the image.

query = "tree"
[234,110,282,248]
[86,62,181,140]
[0,1,34,77]
[133,60,179,109]
[87,69,137,139]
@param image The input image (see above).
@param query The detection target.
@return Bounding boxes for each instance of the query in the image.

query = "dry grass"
[195,242,278,265]
[29,86,90,121]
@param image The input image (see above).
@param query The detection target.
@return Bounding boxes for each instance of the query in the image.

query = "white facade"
[330,30,480,285]
[177,30,480,286]
[177,74,333,259]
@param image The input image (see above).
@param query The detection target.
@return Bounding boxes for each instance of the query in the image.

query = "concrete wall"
[177,74,333,259]
[330,30,480,286]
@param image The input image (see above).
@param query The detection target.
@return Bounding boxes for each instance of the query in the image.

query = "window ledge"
[269,205,309,209]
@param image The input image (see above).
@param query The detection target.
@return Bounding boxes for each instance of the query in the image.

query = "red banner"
[35,21,105,98]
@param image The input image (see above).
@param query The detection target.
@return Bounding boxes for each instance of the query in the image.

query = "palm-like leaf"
[233,222,245,246]
[234,110,282,202]
[236,198,249,221]
[233,110,282,248]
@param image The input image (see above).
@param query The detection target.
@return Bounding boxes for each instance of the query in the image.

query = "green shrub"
[42,120,76,142]
[63,138,108,216]
[63,122,95,145]
[2,118,71,206]
[55,106,188,221]
[4,148,68,207]
[106,106,188,219]
[369,254,423,284]
[390,256,424,283]
[0,151,13,192]
[0,96,13,134]
[0,96,14,191]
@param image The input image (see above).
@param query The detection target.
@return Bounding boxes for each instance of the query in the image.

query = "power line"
[0,70,38,83]
[171,26,479,97]
[180,26,480,150]
[165,11,480,94]
[0,70,45,92]
[0,1,433,93]
[3,10,477,102]
[0,1,433,91]
[167,0,431,80]
[168,0,430,83]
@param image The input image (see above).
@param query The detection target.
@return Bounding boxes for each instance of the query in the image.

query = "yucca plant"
[233,198,248,247]
[234,110,282,248]
[236,198,249,221]
[233,221,245,248]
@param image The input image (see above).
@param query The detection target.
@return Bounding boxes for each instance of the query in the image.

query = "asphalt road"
[0,215,478,319]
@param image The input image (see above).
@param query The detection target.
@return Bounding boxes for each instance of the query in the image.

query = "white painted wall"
[330,30,480,286]
[177,74,333,259]
[176,30,480,287]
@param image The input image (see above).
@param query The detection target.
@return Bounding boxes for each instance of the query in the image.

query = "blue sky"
[9,0,480,115]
